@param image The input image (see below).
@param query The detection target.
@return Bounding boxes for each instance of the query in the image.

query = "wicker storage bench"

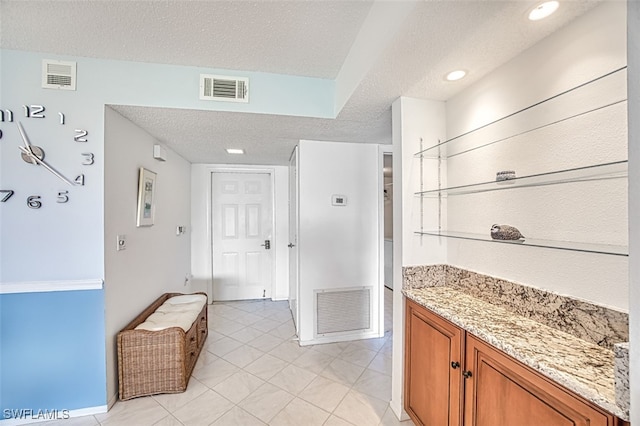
[117,292,208,400]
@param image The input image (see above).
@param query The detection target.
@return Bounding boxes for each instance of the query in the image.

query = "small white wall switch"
[153,144,167,161]
[116,235,127,251]
[332,194,347,206]
[176,225,186,236]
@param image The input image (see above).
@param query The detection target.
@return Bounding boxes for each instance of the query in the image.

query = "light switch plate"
[116,235,127,251]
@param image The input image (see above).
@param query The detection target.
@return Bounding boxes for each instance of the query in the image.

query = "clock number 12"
[24,105,45,118]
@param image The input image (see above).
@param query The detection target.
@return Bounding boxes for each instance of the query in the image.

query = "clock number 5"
[57,191,69,203]
[27,195,42,209]
[0,190,15,202]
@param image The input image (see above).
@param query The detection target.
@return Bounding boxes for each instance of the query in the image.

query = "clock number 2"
[0,190,15,202]
[74,129,88,142]
[27,195,42,209]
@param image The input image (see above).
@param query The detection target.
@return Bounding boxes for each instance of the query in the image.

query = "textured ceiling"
[1,0,603,165]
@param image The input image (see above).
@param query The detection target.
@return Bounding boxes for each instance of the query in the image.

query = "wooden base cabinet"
[405,298,464,426]
[404,299,627,426]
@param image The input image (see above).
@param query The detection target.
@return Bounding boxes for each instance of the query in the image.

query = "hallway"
[40,288,412,426]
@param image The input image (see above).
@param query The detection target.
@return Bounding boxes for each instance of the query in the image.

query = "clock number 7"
[0,190,14,202]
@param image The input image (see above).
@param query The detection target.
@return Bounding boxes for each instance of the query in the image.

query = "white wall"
[627,0,639,422]
[297,140,382,344]
[191,164,290,301]
[104,107,192,404]
[444,1,628,311]
[389,96,446,419]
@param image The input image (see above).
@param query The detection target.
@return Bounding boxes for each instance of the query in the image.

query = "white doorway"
[211,171,274,301]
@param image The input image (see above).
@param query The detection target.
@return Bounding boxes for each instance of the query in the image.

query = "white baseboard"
[0,405,107,425]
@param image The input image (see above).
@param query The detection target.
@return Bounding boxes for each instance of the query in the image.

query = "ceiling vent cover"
[200,74,249,103]
[42,59,77,91]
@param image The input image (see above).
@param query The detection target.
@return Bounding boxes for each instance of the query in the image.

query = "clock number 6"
[0,190,15,202]
[27,195,42,209]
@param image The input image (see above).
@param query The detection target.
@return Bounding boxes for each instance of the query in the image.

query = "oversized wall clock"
[0,104,92,209]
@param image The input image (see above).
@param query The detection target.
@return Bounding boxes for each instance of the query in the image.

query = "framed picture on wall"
[136,167,157,227]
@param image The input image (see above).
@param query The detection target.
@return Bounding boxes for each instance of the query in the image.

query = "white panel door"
[212,172,273,301]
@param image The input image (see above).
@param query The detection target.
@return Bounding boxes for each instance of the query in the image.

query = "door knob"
[451,361,460,369]
[288,243,295,248]
[260,240,271,250]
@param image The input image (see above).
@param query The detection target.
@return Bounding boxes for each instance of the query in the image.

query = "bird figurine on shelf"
[490,224,524,240]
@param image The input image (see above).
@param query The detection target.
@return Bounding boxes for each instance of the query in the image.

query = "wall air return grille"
[200,74,249,103]
[42,60,76,90]
[315,287,371,336]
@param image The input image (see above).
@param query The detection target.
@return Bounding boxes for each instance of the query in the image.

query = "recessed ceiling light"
[528,1,559,21]
[226,148,245,155]
[445,70,467,81]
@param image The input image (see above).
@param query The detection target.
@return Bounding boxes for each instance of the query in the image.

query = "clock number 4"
[75,174,85,186]
[0,190,15,202]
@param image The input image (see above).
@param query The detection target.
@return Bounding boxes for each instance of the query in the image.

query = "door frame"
[288,146,299,332]
[379,145,393,335]
[208,166,277,302]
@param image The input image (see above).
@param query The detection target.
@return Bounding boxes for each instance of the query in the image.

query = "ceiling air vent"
[199,74,249,103]
[42,60,77,91]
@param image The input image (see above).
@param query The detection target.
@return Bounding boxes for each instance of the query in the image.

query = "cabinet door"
[463,335,612,426]
[405,299,464,426]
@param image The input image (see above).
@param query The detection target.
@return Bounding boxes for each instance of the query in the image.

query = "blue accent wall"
[0,290,106,416]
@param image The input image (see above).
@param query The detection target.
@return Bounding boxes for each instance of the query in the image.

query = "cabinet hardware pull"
[463,370,473,379]
[451,361,460,369]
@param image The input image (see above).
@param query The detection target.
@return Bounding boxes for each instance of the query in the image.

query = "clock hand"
[16,121,34,154]
[18,146,74,186]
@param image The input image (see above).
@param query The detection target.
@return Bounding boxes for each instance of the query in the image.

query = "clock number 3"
[0,190,15,202]
[82,153,95,165]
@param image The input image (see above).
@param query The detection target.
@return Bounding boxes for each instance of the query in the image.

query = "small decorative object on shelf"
[490,224,524,240]
[496,170,517,181]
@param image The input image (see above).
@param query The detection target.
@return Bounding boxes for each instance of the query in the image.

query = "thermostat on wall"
[332,194,347,206]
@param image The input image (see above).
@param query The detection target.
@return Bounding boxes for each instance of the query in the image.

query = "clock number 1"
[0,190,15,202]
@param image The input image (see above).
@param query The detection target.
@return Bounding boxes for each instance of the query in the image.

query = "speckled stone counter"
[403,286,629,421]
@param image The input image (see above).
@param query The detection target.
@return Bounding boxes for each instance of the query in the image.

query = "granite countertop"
[403,286,627,421]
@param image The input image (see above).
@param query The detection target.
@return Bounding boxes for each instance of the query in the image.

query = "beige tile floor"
[40,288,414,426]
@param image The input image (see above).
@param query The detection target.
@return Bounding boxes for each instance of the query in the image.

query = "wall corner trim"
[0,279,104,294]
